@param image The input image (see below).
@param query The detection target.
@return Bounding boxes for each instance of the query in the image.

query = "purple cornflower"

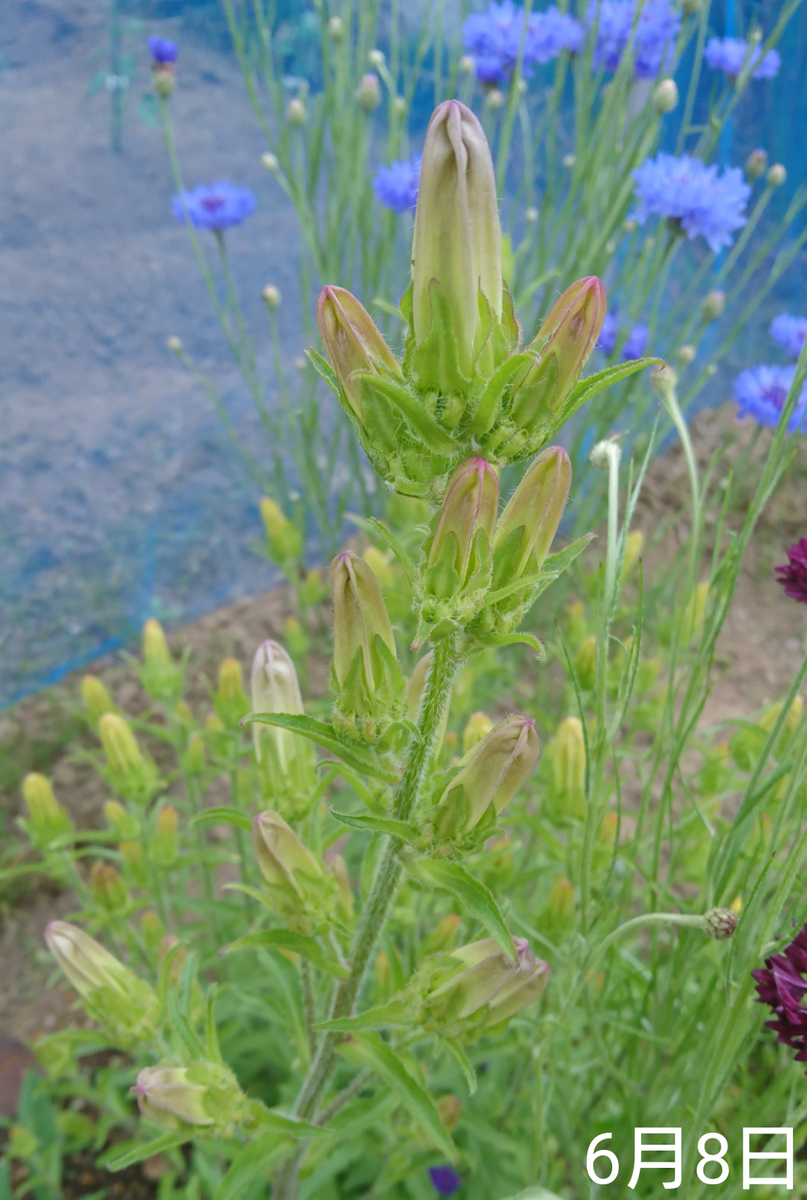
[753,923,807,1062]
[373,156,421,212]
[463,1,583,85]
[732,364,807,433]
[148,36,178,64]
[705,36,780,81]
[598,313,618,355]
[429,1165,462,1196]
[632,152,750,252]
[770,314,807,361]
[588,0,681,79]
[775,537,807,604]
[171,182,256,232]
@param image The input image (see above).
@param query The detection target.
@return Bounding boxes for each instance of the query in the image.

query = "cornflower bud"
[678,344,696,364]
[702,290,725,321]
[433,715,540,840]
[745,148,768,180]
[463,712,494,754]
[261,284,281,309]
[316,286,401,422]
[574,636,596,690]
[510,279,606,430]
[21,774,73,849]
[250,640,315,792]
[328,15,344,38]
[427,458,499,590]
[357,72,382,112]
[251,810,324,907]
[412,100,502,382]
[261,151,278,171]
[767,164,786,188]
[492,446,571,579]
[119,840,148,887]
[45,921,157,1044]
[368,48,385,68]
[215,658,250,728]
[91,863,129,913]
[259,497,303,564]
[653,79,678,113]
[703,907,737,940]
[331,551,401,735]
[81,674,115,723]
[151,806,179,867]
[485,88,505,110]
[287,97,307,125]
[551,717,586,820]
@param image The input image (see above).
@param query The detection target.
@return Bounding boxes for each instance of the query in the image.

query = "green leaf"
[330,809,418,842]
[442,1036,478,1096]
[99,1131,188,1172]
[337,1032,457,1161]
[306,349,341,397]
[405,859,515,961]
[242,713,398,784]
[249,1105,328,1139]
[563,357,662,416]
[474,631,546,659]
[316,998,410,1032]
[191,807,252,832]
[356,372,458,456]
[221,930,348,979]
[542,532,596,576]
[213,1131,291,1200]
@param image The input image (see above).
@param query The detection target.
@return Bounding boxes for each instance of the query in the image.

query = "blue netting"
[2,0,806,706]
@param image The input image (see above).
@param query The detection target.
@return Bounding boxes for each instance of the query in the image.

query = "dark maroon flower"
[752,923,807,1068]
[775,536,807,603]
[429,1165,462,1196]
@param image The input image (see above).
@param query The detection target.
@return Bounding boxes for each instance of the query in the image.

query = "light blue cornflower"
[172,182,256,232]
[704,36,780,80]
[733,364,807,433]
[587,0,681,79]
[373,156,421,212]
[632,152,750,252]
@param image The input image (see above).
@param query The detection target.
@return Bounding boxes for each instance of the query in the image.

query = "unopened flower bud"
[526,205,538,222]
[99,713,145,775]
[134,1066,214,1129]
[678,344,696,364]
[482,937,550,1028]
[119,840,148,887]
[143,617,170,662]
[433,715,540,839]
[81,675,115,723]
[250,640,315,791]
[412,100,502,382]
[425,938,520,1020]
[545,877,575,938]
[261,284,281,308]
[141,618,181,700]
[104,800,138,838]
[703,907,737,940]
[463,712,494,754]
[328,15,344,38]
[459,54,476,74]
[215,658,250,728]
[702,289,725,322]
[492,446,571,579]
[167,335,182,353]
[259,497,303,564]
[563,153,576,168]
[287,97,307,125]
[682,580,709,644]
[91,863,129,913]
[368,48,385,68]
[45,921,157,1044]
[427,458,499,590]
[653,78,678,113]
[331,551,401,730]
[767,163,786,188]
[21,773,73,849]
[745,148,768,180]
[620,529,645,586]
[251,810,323,907]
[182,732,206,776]
[261,151,279,171]
[357,73,382,111]
[551,717,586,819]
[394,95,406,113]
[486,88,505,110]
[316,286,400,422]
[151,806,179,867]
[511,279,606,429]
[141,910,165,956]
[574,636,596,690]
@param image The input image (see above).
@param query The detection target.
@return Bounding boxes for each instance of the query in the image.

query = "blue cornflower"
[429,1165,462,1196]
[704,37,780,81]
[597,312,649,359]
[171,182,256,232]
[623,322,649,359]
[733,364,807,433]
[770,314,807,361]
[588,0,681,79]
[598,312,619,355]
[632,152,750,252]
[148,36,178,64]
[373,156,421,212]
[463,1,583,85]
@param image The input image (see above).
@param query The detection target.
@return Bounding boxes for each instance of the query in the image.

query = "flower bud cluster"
[134,1061,251,1139]
[313,101,613,500]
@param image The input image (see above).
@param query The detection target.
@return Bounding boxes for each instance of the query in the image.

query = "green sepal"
[355,370,458,457]
[510,352,559,429]
[560,357,662,422]
[469,352,537,437]
[541,532,596,575]
[359,378,404,454]
[424,533,462,601]
[305,349,341,398]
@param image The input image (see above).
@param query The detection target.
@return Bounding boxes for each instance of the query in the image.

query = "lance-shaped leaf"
[242,713,399,783]
[330,809,419,842]
[221,930,348,979]
[404,859,515,961]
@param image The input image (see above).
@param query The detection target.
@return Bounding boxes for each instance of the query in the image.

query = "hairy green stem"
[273,634,459,1199]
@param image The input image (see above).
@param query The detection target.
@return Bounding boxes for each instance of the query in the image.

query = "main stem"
[274,634,459,1199]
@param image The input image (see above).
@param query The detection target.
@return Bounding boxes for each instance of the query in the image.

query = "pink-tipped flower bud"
[481,937,550,1028]
[331,551,399,707]
[433,715,540,839]
[251,810,323,907]
[425,938,520,1020]
[412,100,502,380]
[427,458,500,589]
[317,286,400,422]
[511,277,606,429]
[134,1066,214,1129]
[493,446,571,578]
